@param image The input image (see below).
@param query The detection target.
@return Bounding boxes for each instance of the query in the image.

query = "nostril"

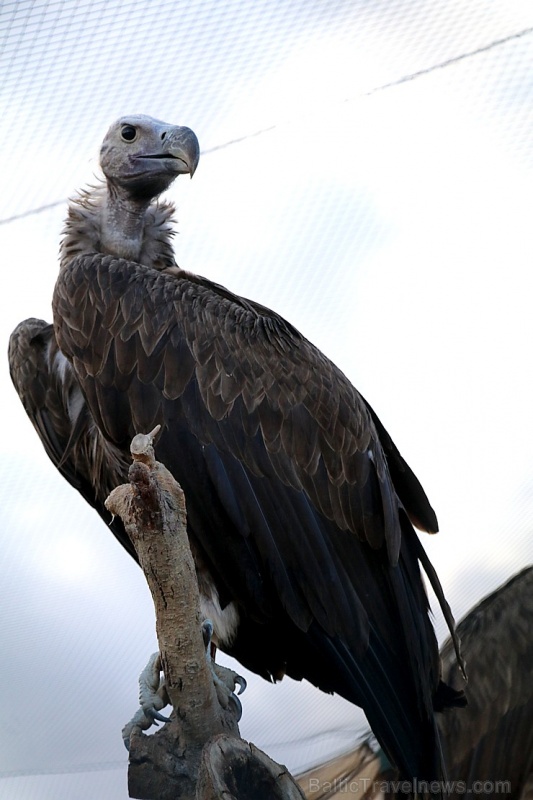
[161,131,166,140]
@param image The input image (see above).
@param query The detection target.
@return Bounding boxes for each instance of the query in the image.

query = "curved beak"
[165,126,200,178]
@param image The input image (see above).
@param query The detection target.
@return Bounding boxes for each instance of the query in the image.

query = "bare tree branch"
[106,427,304,799]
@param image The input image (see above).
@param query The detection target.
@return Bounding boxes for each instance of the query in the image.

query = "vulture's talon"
[122,707,155,750]
[146,708,171,723]
[202,618,214,648]
[122,651,170,742]
[228,691,243,721]
[202,618,246,717]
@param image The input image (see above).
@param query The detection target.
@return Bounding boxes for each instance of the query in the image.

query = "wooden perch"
[105,427,305,800]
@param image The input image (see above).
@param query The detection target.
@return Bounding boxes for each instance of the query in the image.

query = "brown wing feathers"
[6,147,465,786]
[9,318,136,560]
[53,253,398,555]
[50,250,467,781]
[438,567,533,796]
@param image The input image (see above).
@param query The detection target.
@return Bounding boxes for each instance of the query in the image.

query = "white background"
[1,1,533,797]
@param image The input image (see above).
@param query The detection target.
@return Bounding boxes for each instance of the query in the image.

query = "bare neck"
[100,183,151,261]
[60,179,178,273]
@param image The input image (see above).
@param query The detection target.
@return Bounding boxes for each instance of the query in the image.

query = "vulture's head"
[100,114,200,201]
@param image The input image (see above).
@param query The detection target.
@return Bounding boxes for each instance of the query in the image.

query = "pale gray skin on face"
[60,114,199,269]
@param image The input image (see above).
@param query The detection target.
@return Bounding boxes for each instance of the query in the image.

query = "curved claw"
[146,708,171,723]
[202,619,214,649]
[229,691,243,721]
[234,675,247,695]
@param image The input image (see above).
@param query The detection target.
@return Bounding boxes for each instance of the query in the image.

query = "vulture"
[9,114,465,784]
[438,566,533,798]
[297,566,533,799]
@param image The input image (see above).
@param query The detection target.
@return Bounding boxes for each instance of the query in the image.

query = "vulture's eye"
[121,125,137,142]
